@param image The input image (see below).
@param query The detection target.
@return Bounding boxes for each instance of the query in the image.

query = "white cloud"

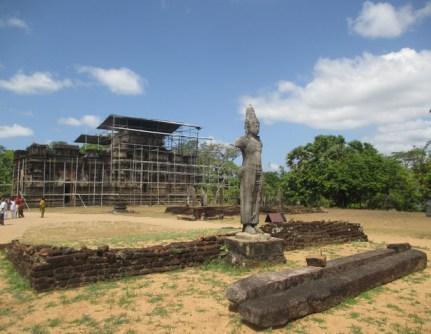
[77,66,144,95]
[240,48,431,130]
[348,1,431,38]
[366,119,431,154]
[58,115,101,128]
[240,48,431,154]
[0,17,29,32]
[0,71,72,94]
[0,124,34,139]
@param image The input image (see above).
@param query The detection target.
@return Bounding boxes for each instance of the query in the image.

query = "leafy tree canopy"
[283,135,420,210]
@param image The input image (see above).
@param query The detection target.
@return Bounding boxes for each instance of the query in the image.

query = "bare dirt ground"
[0,206,240,247]
[0,207,430,334]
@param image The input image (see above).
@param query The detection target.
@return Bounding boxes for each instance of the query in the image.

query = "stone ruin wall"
[261,220,368,250]
[5,237,225,292]
[13,141,199,208]
[4,220,368,292]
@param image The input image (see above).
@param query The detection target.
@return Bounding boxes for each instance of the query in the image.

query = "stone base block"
[224,234,286,267]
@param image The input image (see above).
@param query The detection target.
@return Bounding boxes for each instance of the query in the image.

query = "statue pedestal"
[225,232,286,267]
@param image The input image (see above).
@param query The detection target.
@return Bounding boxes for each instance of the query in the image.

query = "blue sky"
[0,0,430,170]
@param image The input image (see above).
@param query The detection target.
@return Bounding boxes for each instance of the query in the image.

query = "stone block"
[226,244,427,328]
[387,243,411,252]
[306,255,327,267]
[224,234,285,267]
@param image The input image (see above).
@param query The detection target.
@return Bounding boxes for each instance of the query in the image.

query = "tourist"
[0,198,6,225]
[5,198,11,219]
[39,197,46,218]
[10,198,17,219]
[16,195,25,218]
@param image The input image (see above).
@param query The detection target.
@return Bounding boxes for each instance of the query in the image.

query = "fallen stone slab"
[226,244,427,328]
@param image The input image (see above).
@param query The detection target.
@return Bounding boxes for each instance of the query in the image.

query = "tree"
[261,171,283,211]
[283,135,421,210]
[197,142,240,205]
[0,145,14,196]
[80,143,108,153]
[392,147,431,203]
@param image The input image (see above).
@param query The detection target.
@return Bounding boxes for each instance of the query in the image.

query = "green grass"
[349,325,363,334]
[148,306,169,317]
[68,313,130,334]
[71,313,99,328]
[310,317,325,324]
[118,286,138,307]
[104,313,129,327]
[0,253,33,302]
[47,318,62,328]
[145,292,165,304]
[125,330,138,334]
[200,259,251,276]
[29,324,50,334]
[390,322,424,334]
[349,312,361,319]
[386,303,403,313]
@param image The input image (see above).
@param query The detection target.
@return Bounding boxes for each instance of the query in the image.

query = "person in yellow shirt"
[39,197,46,218]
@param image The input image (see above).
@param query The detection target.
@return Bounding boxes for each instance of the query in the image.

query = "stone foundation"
[5,236,227,292]
[3,220,370,292]
[261,220,368,250]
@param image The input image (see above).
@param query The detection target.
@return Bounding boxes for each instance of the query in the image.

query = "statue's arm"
[234,136,247,149]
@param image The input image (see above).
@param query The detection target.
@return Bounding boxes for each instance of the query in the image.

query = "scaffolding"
[12,114,236,207]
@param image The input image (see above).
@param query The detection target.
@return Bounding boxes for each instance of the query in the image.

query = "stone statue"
[235,105,262,234]
[200,188,208,207]
[186,185,196,206]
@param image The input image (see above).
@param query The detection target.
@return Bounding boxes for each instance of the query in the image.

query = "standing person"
[10,197,17,219]
[39,197,46,218]
[16,195,24,218]
[0,198,6,225]
[5,198,11,219]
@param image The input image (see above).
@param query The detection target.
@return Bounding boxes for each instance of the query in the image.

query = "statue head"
[245,105,260,136]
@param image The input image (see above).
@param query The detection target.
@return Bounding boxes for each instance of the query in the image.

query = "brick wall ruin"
[5,237,225,292]
[4,220,368,291]
[261,220,368,250]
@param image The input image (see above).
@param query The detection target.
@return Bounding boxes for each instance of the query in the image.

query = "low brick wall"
[5,236,225,292]
[4,220,368,292]
[261,220,368,250]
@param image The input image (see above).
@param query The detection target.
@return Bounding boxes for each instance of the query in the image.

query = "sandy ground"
[0,207,430,334]
[0,206,239,246]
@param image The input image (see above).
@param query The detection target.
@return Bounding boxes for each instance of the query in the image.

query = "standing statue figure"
[235,105,262,234]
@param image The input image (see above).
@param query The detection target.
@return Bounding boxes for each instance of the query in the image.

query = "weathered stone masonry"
[4,220,368,292]
[261,220,368,250]
[5,237,225,292]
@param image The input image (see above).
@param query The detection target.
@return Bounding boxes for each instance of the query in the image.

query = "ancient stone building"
[12,115,226,207]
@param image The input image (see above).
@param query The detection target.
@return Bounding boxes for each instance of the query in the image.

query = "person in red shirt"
[15,195,25,218]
